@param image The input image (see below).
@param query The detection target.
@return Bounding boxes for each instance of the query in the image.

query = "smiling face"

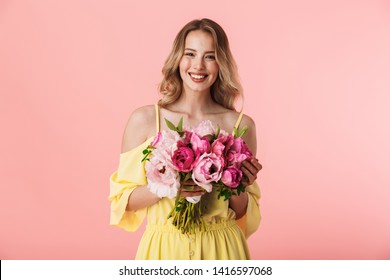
[179,30,219,95]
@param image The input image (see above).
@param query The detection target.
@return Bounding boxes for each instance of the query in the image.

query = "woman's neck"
[172,89,218,118]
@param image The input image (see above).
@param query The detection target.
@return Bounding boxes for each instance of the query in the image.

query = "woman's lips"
[189,73,208,82]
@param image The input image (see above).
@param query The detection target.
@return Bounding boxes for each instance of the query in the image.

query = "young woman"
[109,18,262,260]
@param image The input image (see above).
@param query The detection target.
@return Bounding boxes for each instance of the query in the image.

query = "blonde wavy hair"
[158,18,243,111]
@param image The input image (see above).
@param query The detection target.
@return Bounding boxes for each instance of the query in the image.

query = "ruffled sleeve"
[108,140,150,232]
[236,181,261,238]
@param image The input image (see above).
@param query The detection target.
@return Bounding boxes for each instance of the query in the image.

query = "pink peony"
[225,137,253,166]
[193,120,215,137]
[172,143,198,172]
[155,130,181,156]
[190,133,211,154]
[211,132,233,157]
[150,131,162,147]
[192,153,223,192]
[221,165,243,188]
[181,131,193,145]
[145,152,180,199]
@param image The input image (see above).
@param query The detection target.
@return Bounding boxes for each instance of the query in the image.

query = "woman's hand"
[241,158,262,186]
[180,179,206,198]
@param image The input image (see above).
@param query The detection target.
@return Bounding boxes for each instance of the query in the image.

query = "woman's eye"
[184,52,195,57]
[205,55,216,60]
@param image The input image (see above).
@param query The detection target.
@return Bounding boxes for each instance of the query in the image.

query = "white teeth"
[190,73,206,79]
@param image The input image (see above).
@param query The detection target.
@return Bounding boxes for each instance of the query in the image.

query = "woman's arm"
[229,114,262,219]
[126,185,161,211]
[121,106,162,211]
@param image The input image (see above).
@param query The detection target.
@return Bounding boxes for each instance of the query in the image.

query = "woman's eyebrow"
[184,48,215,54]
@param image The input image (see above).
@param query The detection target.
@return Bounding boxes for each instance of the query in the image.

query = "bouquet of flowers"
[142,118,252,234]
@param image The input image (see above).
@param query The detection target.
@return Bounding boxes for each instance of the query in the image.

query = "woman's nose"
[193,57,205,70]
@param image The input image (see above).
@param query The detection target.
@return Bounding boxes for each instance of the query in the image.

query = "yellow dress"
[109,104,261,260]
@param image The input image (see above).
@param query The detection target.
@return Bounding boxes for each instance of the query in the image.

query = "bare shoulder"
[223,110,256,131]
[240,113,256,132]
[121,105,156,153]
[238,113,258,156]
[127,105,155,127]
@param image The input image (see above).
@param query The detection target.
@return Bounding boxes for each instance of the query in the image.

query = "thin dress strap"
[232,111,244,135]
[154,104,160,133]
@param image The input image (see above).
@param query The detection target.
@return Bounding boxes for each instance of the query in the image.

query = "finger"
[242,175,254,187]
[242,166,257,185]
[181,190,206,197]
[242,161,258,176]
[183,185,204,192]
[183,179,196,185]
[181,184,205,192]
[241,165,251,177]
[251,158,262,170]
[250,157,262,169]
[244,159,262,175]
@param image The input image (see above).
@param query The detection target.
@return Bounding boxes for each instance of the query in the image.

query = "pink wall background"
[1,0,389,259]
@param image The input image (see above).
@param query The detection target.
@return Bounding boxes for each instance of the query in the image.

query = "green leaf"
[141,153,149,162]
[142,149,148,154]
[215,126,220,138]
[236,185,246,196]
[183,172,192,182]
[205,134,214,142]
[165,118,177,131]
[233,127,239,137]
[177,117,183,132]
[238,125,248,137]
